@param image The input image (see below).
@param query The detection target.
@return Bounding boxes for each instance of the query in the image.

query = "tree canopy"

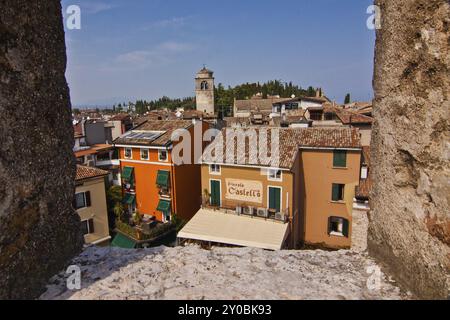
[126,80,319,115]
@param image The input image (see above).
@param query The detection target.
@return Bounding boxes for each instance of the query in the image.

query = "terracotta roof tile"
[202,127,361,169]
[76,165,108,181]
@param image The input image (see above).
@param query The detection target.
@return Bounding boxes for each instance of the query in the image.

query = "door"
[268,187,281,213]
[210,180,221,207]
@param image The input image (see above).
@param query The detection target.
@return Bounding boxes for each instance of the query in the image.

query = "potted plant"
[113,203,125,222]
[203,189,210,207]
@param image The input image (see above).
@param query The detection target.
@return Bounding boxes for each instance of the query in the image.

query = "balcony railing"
[201,197,290,224]
[158,187,171,199]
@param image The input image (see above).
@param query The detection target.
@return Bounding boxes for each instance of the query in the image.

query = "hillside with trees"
[124,80,319,115]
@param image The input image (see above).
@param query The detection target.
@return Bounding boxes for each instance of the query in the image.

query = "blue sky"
[62,0,376,107]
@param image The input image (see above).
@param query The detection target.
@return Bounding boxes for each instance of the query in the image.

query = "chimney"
[316,88,322,98]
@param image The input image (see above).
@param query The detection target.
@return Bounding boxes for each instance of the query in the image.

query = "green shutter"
[156,170,170,187]
[122,166,134,181]
[210,180,220,206]
[157,199,171,214]
[123,193,136,205]
[332,184,340,201]
[269,187,281,212]
[343,219,349,237]
[333,150,347,168]
[111,233,137,249]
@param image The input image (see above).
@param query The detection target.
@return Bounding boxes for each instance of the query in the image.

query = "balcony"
[158,187,172,199]
[201,198,289,224]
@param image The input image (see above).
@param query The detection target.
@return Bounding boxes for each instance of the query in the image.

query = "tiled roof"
[202,127,361,169]
[356,146,372,200]
[234,97,293,112]
[314,103,374,125]
[235,96,330,113]
[113,120,194,147]
[336,110,373,125]
[74,144,113,158]
[76,165,108,181]
[111,113,132,121]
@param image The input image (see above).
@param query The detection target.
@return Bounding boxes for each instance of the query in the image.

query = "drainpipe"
[169,147,177,221]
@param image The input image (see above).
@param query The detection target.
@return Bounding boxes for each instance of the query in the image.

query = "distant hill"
[122,80,319,115]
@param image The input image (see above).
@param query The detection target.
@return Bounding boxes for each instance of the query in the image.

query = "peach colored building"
[114,120,210,223]
[74,165,111,245]
[178,127,361,250]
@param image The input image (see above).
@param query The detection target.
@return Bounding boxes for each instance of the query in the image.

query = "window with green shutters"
[332,184,345,202]
[328,217,349,237]
[210,180,221,207]
[156,170,170,187]
[333,150,347,168]
[157,199,171,214]
[122,166,135,188]
[268,187,281,212]
[123,193,136,205]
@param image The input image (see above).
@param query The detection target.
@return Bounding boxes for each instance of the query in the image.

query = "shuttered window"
[156,170,170,187]
[268,187,281,213]
[333,150,347,168]
[81,218,95,235]
[210,180,221,207]
[328,217,349,238]
[332,184,345,202]
[74,191,91,210]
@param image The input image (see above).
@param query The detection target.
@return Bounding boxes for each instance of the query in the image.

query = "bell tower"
[195,66,215,115]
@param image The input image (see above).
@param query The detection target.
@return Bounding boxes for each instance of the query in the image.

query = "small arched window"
[201,81,208,90]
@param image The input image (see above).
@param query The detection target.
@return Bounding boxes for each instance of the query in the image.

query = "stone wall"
[0,0,83,299]
[369,0,449,299]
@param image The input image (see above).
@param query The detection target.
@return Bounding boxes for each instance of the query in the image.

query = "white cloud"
[115,42,195,68]
[82,2,118,15]
[143,16,193,30]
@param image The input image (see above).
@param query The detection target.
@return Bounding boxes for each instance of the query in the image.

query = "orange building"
[114,120,210,223]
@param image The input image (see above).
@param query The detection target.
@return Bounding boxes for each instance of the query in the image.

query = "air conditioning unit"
[275,212,285,222]
[87,160,95,167]
[236,206,242,215]
[256,208,269,218]
[242,206,253,216]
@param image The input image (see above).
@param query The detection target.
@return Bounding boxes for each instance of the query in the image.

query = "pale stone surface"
[370,0,450,299]
[40,246,410,300]
[351,208,369,252]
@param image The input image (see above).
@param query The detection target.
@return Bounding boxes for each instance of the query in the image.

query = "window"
[201,81,209,90]
[209,164,221,174]
[328,217,349,237]
[361,166,368,180]
[268,169,282,181]
[81,219,95,235]
[124,148,132,159]
[158,150,168,162]
[74,191,91,210]
[332,184,345,202]
[268,187,281,213]
[333,150,347,168]
[96,152,111,161]
[310,112,322,121]
[140,148,149,160]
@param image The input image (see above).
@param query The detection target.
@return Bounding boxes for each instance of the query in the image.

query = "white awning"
[178,209,290,251]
